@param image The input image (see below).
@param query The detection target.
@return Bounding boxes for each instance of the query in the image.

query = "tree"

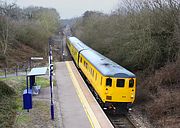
[0,1,16,55]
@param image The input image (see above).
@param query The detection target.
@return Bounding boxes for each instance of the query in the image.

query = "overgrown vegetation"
[0,1,60,67]
[72,0,180,127]
[73,0,179,72]
[0,81,17,128]
[0,76,51,127]
[0,1,60,127]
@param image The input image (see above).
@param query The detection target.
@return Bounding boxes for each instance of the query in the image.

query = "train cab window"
[117,79,125,87]
[106,78,112,87]
[129,79,134,88]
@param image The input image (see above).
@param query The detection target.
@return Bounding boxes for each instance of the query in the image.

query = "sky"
[14,0,119,19]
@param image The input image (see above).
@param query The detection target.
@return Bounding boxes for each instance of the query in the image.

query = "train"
[66,36,136,113]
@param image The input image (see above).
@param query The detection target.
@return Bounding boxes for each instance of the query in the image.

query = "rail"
[108,113,138,128]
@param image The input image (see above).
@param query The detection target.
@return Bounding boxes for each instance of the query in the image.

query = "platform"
[55,61,113,128]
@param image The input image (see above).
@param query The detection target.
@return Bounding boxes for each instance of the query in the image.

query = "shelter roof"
[27,67,48,76]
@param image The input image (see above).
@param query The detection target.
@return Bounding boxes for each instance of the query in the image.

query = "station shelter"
[23,67,48,110]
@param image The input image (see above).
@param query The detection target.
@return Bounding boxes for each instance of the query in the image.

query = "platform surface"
[55,61,113,128]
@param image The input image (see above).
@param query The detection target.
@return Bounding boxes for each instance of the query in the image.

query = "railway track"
[78,70,139,128]
[61,35,139,128]
[107,113,137,128]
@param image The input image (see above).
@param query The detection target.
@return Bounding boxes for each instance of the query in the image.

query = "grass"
[0,81,17,128]
[14,100,57,128]
[15,112,31,125]
[0,71,5,76]
[35,76,49,88]
[0,76,51,89]
[0,75,51,127]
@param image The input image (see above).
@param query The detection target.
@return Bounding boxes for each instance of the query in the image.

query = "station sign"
[31,57,43,60]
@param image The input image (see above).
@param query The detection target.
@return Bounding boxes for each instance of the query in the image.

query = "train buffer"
[55,61,113,128]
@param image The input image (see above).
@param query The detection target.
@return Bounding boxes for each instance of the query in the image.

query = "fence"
[0,59,49,78]
[0,67,31,78]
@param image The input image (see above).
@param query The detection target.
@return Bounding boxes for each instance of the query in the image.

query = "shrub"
[0,81,17,128]
[0,81,15,97]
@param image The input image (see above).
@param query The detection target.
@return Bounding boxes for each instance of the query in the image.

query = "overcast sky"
[15,0,119,19]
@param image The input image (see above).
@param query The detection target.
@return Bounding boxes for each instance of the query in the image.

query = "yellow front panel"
[104,78,136,103]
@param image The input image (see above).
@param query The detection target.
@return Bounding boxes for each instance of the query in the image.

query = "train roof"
[68,37,90,51]
[81,49,135,78]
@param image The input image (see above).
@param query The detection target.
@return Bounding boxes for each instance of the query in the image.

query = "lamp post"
[49,37,54,120]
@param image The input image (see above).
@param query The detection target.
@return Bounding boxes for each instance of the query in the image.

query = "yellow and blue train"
[66,36,136,113]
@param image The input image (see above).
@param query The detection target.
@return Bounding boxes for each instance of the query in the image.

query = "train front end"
[102,76,136,112]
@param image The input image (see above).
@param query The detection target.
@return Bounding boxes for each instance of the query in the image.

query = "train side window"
[100,77,102,85]
[80,57,82,63]
[129,79,134,88]
[106,78,112,87]
[95,73,97,80]
[117,79,125,87]
[84,62,87,69]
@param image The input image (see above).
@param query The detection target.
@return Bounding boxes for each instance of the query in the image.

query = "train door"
[105,78,113,101]
[77,50,86,67]
[127,78,136,102]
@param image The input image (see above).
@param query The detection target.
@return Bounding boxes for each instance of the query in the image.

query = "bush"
[137,57,180,127]
[0,81,15,97]
[72,0,180,72]
[0,81,17,128]
[72,1,180,127]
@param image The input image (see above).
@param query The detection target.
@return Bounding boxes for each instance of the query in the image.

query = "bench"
[32,85,41,95]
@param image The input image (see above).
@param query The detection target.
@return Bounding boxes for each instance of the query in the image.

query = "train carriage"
[66,37,89,66]
[66,36,136,112]
[79,50,136,111]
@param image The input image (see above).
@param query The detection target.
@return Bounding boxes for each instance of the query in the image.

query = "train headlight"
[131,95,134,99]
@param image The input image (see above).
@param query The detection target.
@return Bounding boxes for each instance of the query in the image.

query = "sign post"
[31,57,43,60]
[49,37,54,120]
